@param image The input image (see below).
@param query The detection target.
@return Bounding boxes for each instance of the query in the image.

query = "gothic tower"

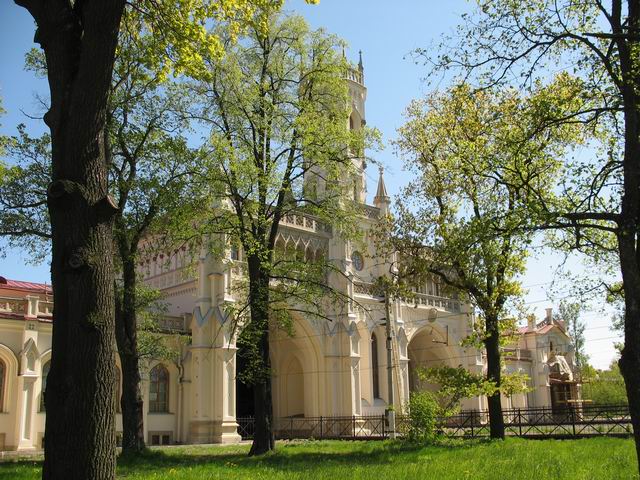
[304,51,368,203]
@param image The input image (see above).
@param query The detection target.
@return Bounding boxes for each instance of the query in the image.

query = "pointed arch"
[283,355,304,417]
[20,338,39,375]
[273,313,324,417]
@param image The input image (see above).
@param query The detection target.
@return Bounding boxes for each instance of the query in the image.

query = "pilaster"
[188,240,241,444]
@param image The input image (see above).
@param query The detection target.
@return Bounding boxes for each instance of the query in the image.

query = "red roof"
[0,276,52,294]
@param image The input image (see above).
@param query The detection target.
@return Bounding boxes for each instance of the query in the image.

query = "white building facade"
[0,63,580,451]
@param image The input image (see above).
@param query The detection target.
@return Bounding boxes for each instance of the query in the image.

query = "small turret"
[373,166,390,214]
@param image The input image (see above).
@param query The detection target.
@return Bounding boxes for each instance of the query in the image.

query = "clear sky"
[0,0,622,369]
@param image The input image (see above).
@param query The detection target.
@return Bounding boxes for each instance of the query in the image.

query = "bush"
[407,391,442,443]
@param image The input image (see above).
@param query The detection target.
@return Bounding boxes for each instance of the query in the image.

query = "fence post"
[518,408,522,437]
[320,416,323,439]
[353,416,356,438]
[470,411,475,438]
[383,414,387,439]
[571,407,576,437]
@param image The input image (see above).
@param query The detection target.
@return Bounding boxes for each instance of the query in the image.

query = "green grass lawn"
[0,437,637,480]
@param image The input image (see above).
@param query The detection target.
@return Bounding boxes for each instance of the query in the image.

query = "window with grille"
[371,333,380,399]
[115,366,122,413]
[149,364,169,413]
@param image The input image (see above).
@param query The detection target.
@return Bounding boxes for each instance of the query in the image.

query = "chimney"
[545,307,553,322]
[527,314,536,332]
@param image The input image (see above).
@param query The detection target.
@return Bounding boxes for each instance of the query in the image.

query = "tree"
[419,365,531,414]
[583,361,628,405]
[555,300,588,370]
[423,1,640,469]
[0,125,51,260]
[191,9,368,454]
[11,2,125,477]
[388,79,582,439]
[4,33,207,455]
[108,17,208,454]
[9,1,316,477]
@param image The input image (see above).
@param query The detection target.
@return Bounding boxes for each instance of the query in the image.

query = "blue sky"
[0,0,621,368]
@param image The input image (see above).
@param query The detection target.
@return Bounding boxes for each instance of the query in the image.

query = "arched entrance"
[272,314,323,418]
[407,326,452,393]
[282,356,305,417]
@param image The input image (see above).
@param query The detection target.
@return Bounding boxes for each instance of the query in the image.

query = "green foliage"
[385,79,582,416]
[583,361,628,406]
[406,391,442,443]
[419,366,494,412]
[114,282,187,364]
[390,77,584,329]
[117,0,319,83]
[0,125,51,261]
[190,9,377,384]
[419,366,531,412]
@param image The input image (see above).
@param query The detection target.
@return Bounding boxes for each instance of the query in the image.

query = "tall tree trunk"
[114,256,145,454]
[484,316,505,439]
[619,303,640,473]
[618,206,640,473]
[250,328,275,455]
[14,2,126,478]
[247,257,275,456]
[617,8,640,468]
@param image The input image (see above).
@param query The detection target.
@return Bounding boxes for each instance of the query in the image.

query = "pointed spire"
[358,50,364,72]
[374,166,390,213]
[375,166,388,199]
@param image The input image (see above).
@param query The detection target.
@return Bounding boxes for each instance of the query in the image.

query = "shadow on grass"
[115,438,497,474]
[0,437,510,477]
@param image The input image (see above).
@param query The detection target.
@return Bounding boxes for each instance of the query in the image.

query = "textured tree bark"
[617,78,640,473]
[114,256,146,455]
[617,5,640,467]
[484,318,505,440]
[247,258,275,456]
[14,0,125,478]
[619,301,640,472]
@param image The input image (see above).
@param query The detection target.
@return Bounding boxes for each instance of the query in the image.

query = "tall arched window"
[0,359,5,412]
[149,364,169,413]
[115,366,121,413]
[40,361,50,412]
[371,333,380,399]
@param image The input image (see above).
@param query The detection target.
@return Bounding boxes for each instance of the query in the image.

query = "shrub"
[407,391,442,443]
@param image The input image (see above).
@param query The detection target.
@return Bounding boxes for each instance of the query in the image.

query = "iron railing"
[237,404,631,441]
[237,415,388,441]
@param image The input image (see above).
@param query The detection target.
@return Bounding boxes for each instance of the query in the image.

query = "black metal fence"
[237,404,632,441]
[237,415,388,441]
[431,404,632,439]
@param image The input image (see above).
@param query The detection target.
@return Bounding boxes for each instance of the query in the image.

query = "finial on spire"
[358,50,364,72]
